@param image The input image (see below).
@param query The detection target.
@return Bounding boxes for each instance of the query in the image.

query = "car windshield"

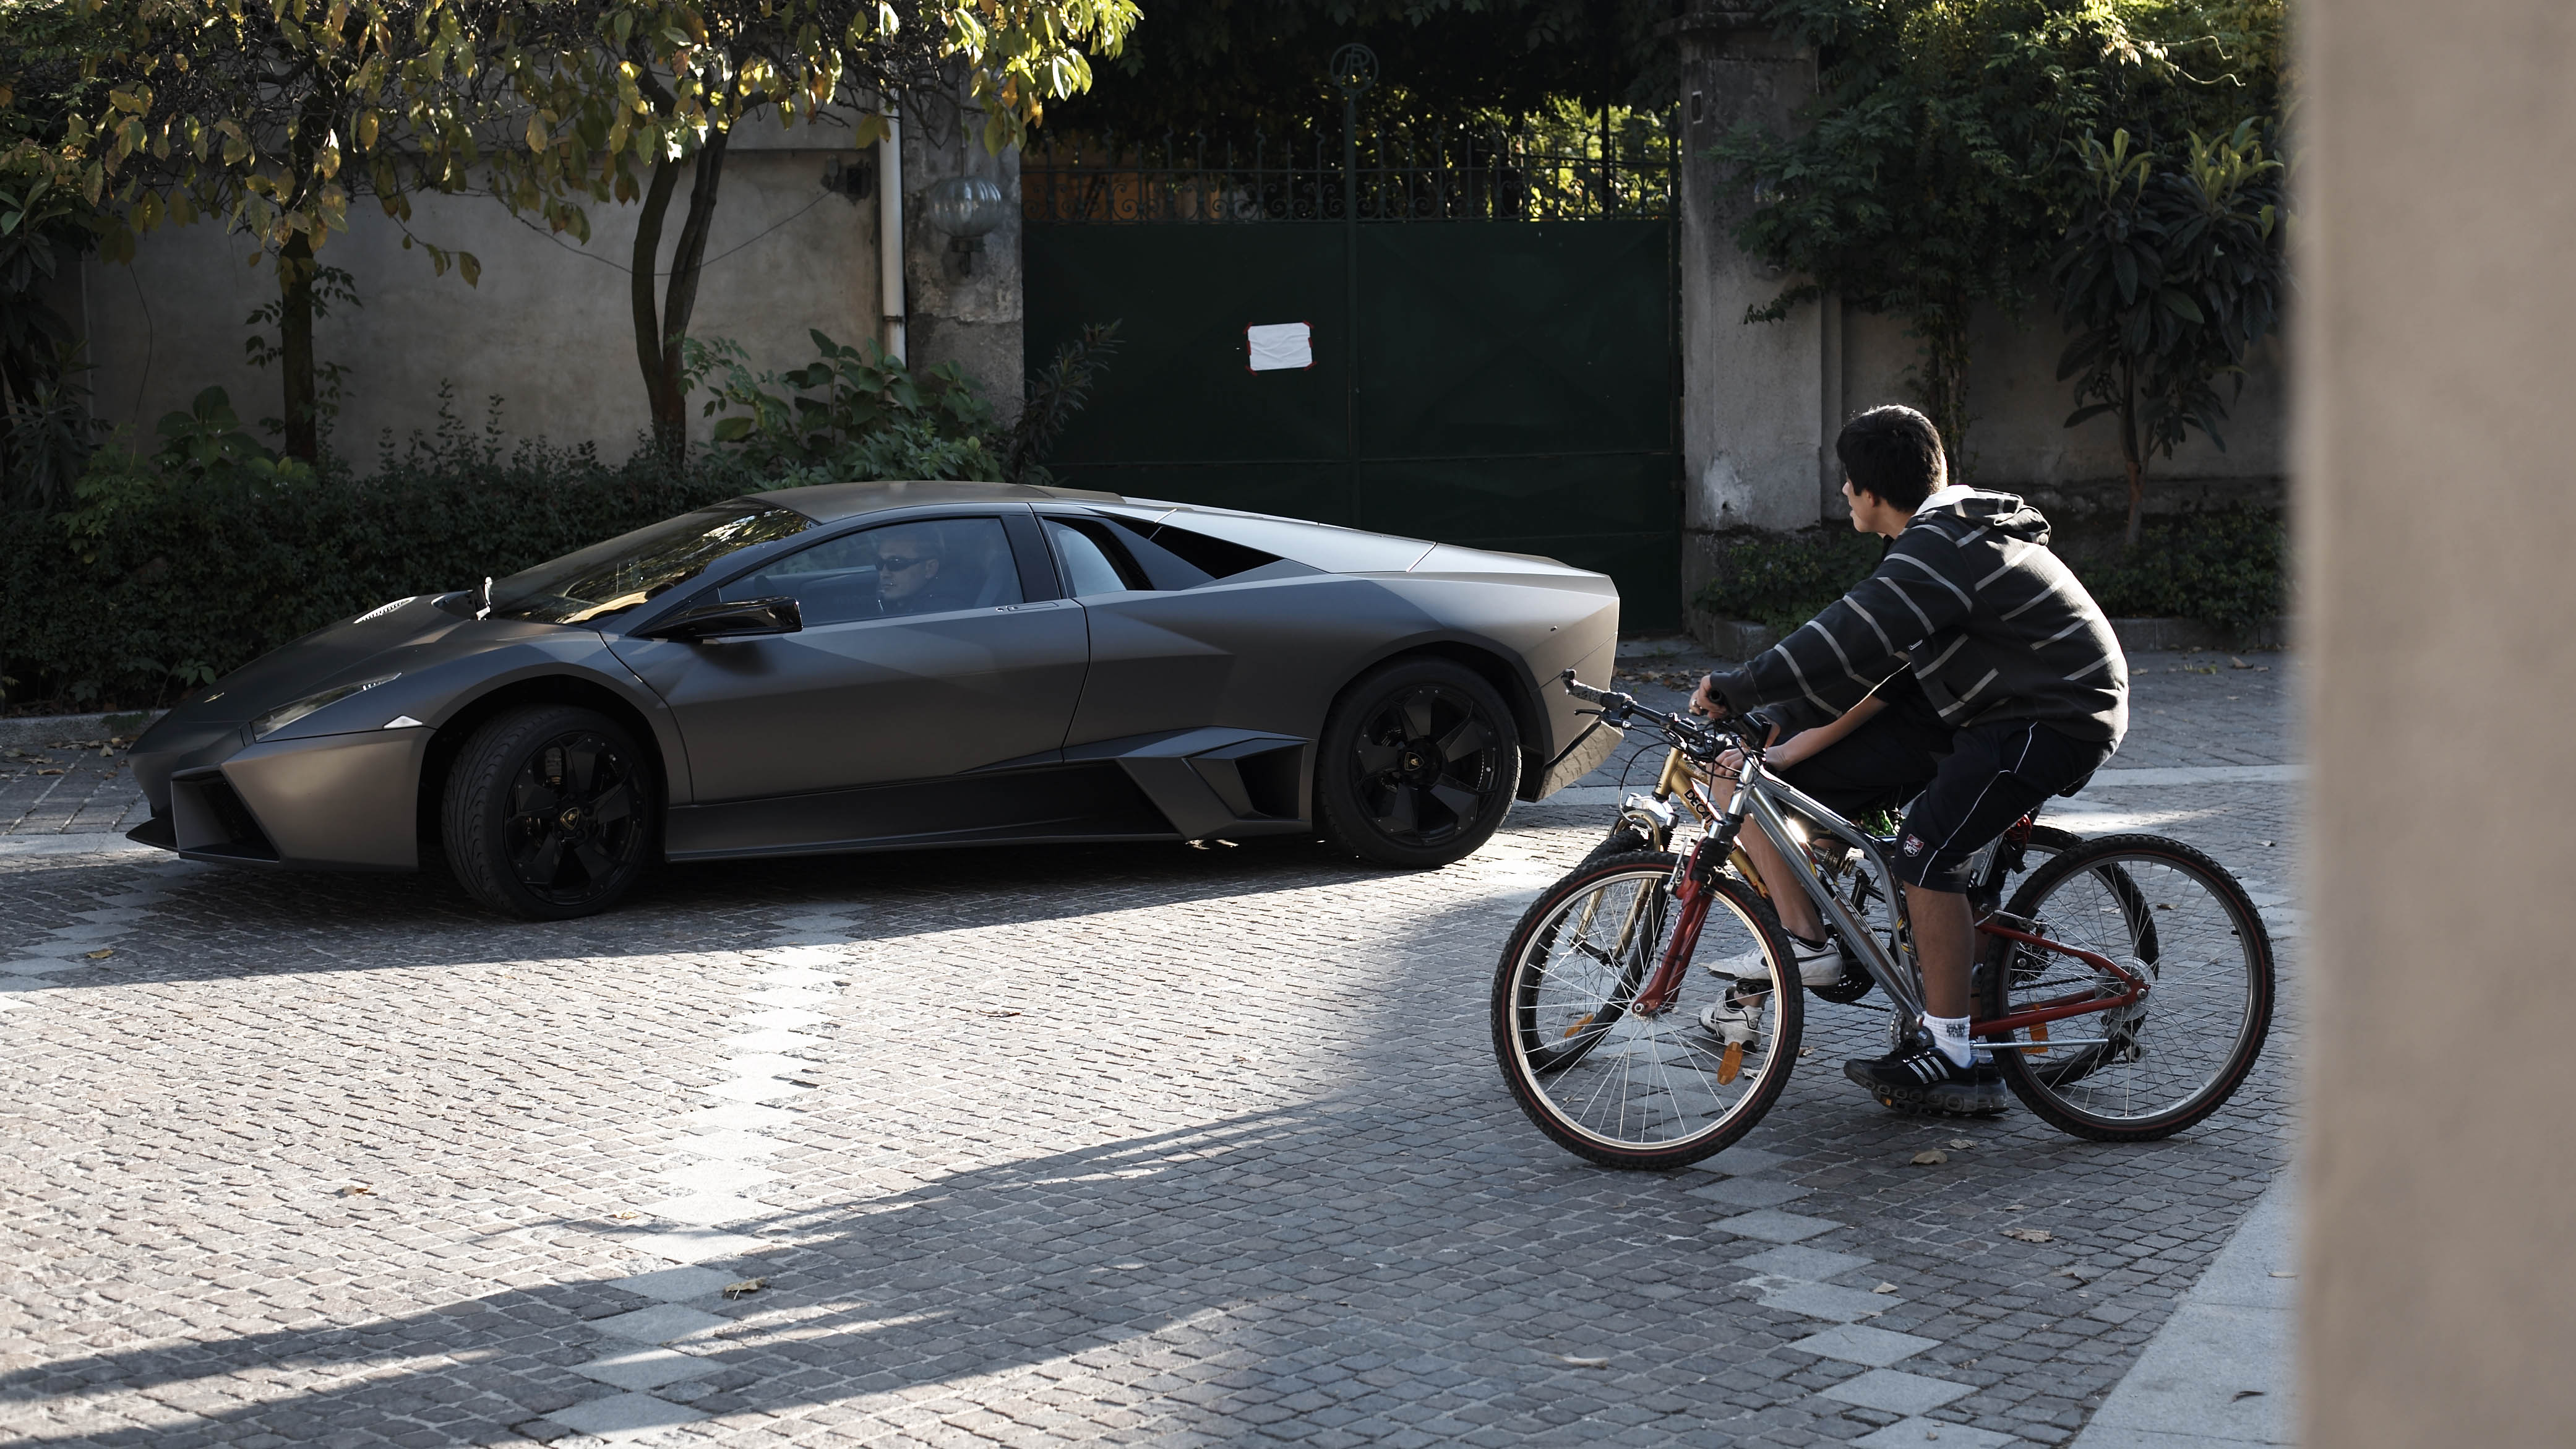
[487,504,810,626]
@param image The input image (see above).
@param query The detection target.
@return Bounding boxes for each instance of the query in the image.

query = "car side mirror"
[644,595,804,642]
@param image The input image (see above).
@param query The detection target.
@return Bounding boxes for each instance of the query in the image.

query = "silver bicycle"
[1490,673,2277,1169]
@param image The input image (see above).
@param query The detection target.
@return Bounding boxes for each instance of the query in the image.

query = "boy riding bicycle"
[1689,405,2129,1112]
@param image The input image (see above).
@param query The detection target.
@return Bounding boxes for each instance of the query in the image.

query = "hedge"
[1693,507,2287,635]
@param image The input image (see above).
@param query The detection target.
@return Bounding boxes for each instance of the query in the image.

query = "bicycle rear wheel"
[1491,851,1803,1169]
[1981,833,2274,1141]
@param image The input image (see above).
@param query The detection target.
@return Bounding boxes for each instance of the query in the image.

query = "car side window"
[720,517,1023,625]
[1044,519,1139,598]
[1044,514,1286,595]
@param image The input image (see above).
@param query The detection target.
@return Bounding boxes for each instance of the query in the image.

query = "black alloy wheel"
[1316,658,1520,868]
[443,704,659,919]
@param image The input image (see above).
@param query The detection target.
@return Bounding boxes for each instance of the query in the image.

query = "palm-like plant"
[2053,122,2287,546]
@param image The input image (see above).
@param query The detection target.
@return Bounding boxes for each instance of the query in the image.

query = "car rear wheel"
[442,705,658,919]
[1315,657,1520,868]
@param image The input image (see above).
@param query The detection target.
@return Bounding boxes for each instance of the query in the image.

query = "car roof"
[751,479,1125,523]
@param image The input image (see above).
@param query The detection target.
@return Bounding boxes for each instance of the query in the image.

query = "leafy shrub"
[2079,508,2286,632]
[1693,508,2286,635]
[684,330,1003,481]
[1693,527,1887,631]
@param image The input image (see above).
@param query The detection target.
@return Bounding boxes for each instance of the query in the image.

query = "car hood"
[137,593,590,739]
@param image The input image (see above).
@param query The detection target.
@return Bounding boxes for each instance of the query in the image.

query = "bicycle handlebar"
[1557,670,1762,759]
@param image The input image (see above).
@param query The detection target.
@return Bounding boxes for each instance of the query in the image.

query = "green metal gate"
[1022,108,1681,626]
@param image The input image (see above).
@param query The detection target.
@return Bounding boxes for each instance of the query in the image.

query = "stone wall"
[64,107,1031,460]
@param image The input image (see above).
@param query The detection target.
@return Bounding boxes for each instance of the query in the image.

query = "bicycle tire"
[1980,833,2274,1142]
[1491,851,1804,1169]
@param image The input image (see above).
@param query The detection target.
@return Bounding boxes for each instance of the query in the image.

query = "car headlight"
[250,674,401,740]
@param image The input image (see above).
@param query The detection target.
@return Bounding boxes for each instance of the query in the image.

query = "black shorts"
[1777,699,2111,893]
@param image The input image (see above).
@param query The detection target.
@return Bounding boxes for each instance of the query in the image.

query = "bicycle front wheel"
[1491,851,1803,1169]
[1981,834,2275,1141]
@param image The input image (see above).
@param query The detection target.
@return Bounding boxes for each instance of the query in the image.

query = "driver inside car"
[872,525,951,616]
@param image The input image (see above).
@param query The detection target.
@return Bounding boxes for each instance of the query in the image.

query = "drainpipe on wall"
[878,108,907,364]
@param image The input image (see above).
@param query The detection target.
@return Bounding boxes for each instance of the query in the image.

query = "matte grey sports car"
[126,481,1624,918]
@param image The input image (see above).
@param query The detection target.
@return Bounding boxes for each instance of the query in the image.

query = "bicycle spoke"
[1495,859,1803,1164]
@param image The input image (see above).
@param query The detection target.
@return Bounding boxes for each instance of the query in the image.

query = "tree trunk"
[278,233,318,463]
[629,129,732,463]
[2118,356,2145,547]
[631,157,685,460]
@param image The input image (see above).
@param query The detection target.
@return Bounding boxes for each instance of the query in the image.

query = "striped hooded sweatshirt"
[1706,488,2129,746]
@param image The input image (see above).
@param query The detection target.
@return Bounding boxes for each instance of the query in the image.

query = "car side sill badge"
[382,716,426,729]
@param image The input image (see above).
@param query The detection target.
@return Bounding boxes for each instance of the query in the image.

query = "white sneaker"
[1702,935,1844,987]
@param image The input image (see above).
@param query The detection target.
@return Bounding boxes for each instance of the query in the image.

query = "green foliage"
[2077,507,2285,632]
[1692,509,2284,635]
[0,173,99,511]
[683,330,1002,481]
[2054,121,2286,541]
[1051,0,1676,135]
[1711,0,2285,462]
[1007,320,1122,484]
[1692,527,1889,632]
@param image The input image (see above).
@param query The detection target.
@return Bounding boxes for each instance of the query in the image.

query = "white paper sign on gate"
[1246,321,1313,372]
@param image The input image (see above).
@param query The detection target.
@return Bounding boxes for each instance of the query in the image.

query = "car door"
[611,510,1088,852]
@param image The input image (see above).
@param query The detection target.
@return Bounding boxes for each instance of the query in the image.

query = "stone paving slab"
[0,657,2298,1447]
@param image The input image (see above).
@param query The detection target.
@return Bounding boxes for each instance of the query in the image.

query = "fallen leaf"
[976,1009,1022,1018]
[611,1210,640,1221]
[84,948,113,960]
[1797,1047,1813,1058]
[1871,1282,1899,1294]
[338,1184,376,1197]
[2269,1270,2296,1279]
[2232,1390,2267,1401]
[35,768,62,776]
[2230,656,2251,669]
[1910,1150,1947,1166]
[1556,1354,1609,1368]
[2004,1228,2053,1243]
[1946,1137,1975,1150]
[722,1277,767,1299]
[2004,1203,2029,1211]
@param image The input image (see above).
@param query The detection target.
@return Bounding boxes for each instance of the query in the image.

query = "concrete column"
[2301,1,2576,1444]
[1676,1,1834,593]
[901,106,1024,423]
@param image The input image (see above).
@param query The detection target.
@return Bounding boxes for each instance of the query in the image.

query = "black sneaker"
[1844,1046,2009,1117]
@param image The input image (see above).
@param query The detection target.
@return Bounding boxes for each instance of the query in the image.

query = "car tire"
[1315,656,1521,868]
[441,704,659,920]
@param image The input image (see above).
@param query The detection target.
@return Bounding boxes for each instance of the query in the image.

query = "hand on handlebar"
[1688,673,1727,720]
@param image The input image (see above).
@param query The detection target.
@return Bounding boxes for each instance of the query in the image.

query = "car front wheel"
[441,704,658,919]
[1315,657,1521,868]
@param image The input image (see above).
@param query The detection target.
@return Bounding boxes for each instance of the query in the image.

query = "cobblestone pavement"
[0,651,2299,1447]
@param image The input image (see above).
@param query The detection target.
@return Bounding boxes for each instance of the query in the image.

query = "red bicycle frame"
[1624,840,2150,1034]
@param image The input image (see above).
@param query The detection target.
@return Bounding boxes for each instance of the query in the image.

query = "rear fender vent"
[1187,740,1307,822]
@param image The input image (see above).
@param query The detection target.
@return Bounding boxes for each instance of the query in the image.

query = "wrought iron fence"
[1023,118,1677,225]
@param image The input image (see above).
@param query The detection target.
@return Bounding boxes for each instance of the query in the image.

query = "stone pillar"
[1676,1,1837,612]
[901,108,1024,423]
[2301,0,2576,1443]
